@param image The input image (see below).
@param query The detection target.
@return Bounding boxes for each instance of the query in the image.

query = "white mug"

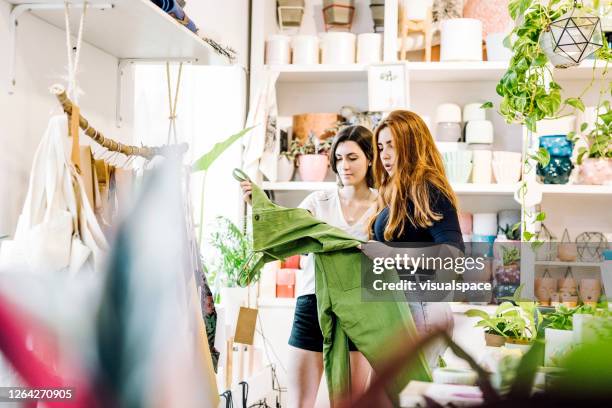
[320,32,356,64]
[357,33,382,64]
[292,35,319,65]
[472,150,493,184]
[266,35,291,65]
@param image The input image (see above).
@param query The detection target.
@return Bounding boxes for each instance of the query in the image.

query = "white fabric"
[297,189,377,297]
[242,70,280,183]
[0,116,108,276]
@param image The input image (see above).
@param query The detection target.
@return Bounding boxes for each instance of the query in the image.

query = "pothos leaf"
[481,101,494,109]
[566,97,585,112]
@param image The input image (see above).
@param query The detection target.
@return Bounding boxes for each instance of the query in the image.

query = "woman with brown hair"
[368,110,464,366]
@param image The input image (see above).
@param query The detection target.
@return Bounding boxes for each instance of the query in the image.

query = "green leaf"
[535,212,546,222]
[192,126,254,172]
[503,34,512,50]
[580,122,588,132]
[577,147,588,165]
[534,53,548,66]
[523,231,534,241]
[481,101,494,109]
[537,147,550,167]
[601,111,612,125]
[466,309,491,320]
[566,97,585,112]
[525,116,537,132]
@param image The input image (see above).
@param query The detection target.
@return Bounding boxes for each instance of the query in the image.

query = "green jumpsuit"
[244,174,431,405]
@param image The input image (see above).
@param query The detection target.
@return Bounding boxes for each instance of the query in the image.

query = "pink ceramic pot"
[458,212,473,235]
[298,154,329,182]
[463,0,512,37]
[579,158,612,185]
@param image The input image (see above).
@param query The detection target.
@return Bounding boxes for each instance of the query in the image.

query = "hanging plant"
[482,0,611,244]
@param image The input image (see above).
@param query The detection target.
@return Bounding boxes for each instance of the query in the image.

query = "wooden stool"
[398,6,434,61]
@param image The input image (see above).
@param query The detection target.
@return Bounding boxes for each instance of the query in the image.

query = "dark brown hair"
[329,125,375,188]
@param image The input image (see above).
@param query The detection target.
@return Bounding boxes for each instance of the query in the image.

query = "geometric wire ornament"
[541,2,604,68]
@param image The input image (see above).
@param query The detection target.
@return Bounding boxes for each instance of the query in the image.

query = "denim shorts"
[288,294,358,352]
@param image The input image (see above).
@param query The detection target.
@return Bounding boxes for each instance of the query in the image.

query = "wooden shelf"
[268,60,607,84]
[7,0,228,64]
[262,181,517,195]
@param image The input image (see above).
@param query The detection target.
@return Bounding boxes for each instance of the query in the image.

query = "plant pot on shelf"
[561,294,578,308]
[484,332,506,347]
[579,158,612,185]
[298,154,329,182]
[323,0,355,29]
[535,271,557,306]
[505,338,532,353]
[277,0,305,28]
[558,230,577,262]
[558,267,577,295]
[277,156,295,182]
[579,278,601,305]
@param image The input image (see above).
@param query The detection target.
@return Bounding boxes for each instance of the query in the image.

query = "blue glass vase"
[537,156,574,184]
[539,135,574,157]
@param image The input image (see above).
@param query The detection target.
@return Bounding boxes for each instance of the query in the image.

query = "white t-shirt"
[297,189,377,297]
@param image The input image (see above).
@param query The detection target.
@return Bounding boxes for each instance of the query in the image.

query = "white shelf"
[539,184,612,197]
[7,0,227,64]
[535,261,603,268]
[269,64,368,83]
[262,181,517,195]
[268,60,608,84]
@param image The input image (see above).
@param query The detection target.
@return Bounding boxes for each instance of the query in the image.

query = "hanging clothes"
[242,70,280,183]
[245,177,431,405]
[0,116,108,276]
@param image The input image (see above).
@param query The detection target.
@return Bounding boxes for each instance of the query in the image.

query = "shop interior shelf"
[270,60,607,83]
[539,184,612,196]
[262,181,517,195]
[535,261,603,268]
[6,0,227,64]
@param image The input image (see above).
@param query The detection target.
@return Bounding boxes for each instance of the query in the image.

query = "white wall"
[0,2,126,237]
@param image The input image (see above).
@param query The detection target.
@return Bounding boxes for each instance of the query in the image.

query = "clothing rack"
[50,85,188,160]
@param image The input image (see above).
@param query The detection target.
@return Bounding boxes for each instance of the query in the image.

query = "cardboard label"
[234,307,258,345]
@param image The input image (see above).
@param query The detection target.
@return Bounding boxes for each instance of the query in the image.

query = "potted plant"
[323,0,355,28]
[495,246,521,285]
[466,303,514,347]
[292,132,333,182]
[541,305,585,366]
[576,101,612,185]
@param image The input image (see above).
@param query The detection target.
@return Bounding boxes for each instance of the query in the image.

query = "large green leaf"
[192,126,254,173]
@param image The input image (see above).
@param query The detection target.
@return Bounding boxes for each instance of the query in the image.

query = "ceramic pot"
[458,212,473,235]
[320,32,356,64]
[437,122,462,142]
[473,213,497,236]
[265,35,291,65]
[298,154,329,182]
[463,103,487,122]
[579,278,601,304]
[550,292,561,307]
[485,332,506,347]
[357,33,382,63]
[323,0,355,27]
[535,277,557,305]
[442,150,473,183]
[537,156,573,184]
[558,243,578,262]
[466,120,494,144]
[277,0,305,27]
[558,275,577,296]
[436,103,462,123]
[561,294,578,308]
[277,156,295,182]
[536,116,576,137]
[506,338,532,353]
[463,0,512,37]
[440,18,483,61]
[579,158,612,185]
[545,328,574,367]
[369,0,385,29]
[539,135,574,157]
[291,35,319,64]
[492,151,522,184]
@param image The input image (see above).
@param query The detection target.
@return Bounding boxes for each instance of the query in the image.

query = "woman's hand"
[240,181,253,205]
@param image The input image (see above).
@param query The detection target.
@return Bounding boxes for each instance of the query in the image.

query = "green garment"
[246,178,432,405]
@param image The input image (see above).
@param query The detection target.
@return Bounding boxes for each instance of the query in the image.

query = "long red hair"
[369,110,458,241]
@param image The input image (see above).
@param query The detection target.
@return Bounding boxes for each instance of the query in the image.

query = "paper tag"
[70,106,81,172]
[234,307,258,345]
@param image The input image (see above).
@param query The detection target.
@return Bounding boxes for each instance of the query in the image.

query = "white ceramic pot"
[442,150,473,183]
[473,212,497,236]
[466,120,494,144]
[545,328,574,367]
[486,32,512,61]
[265,35,291,65]
[291,35,319,65]
[320,32,356,64]
[436,103,462,123]
[277,156,295,182]
[472,150,493,184]
[492,151,522,184]
[357,33,382,63]
[436,122,462,142]
[436,142,468,153]
[463,103,487,122]
[440,18,483,62]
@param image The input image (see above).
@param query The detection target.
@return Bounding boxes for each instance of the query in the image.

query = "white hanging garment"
[242,70,280,183]
[0,116,108,276]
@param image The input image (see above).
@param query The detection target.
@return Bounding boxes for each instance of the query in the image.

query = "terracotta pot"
[579,158,612,185]
[292,113,340,143]
[485,332,506,347]
[277,156,295,182]
[558,242,577,262]
[298,154,329,182]
[281,254,301,269]
[535,277,557,305]
[551,292,561,307]
[561,294,578,308]
[579,278,601,303]
[558,277,577,296]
